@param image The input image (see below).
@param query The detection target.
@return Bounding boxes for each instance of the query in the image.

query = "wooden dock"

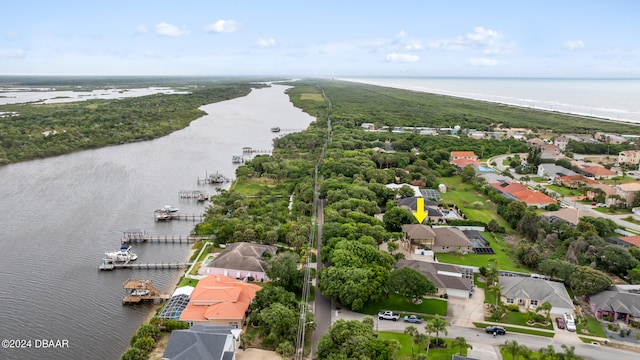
[242,147,272,155]
[179,190,209,201]
[99,262,193,271]
[197,171,231,185]
[122,278,171,304]
[122,235,211,244]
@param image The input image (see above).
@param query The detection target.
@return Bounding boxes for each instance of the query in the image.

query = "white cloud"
[256,38,276,48]
[563,40,585,50]
[469,57,498,66]
[386,53,420,63]
[0,48,26,58]
[404,44,423,51]
[205,20,239,33]
[5,31,20,40]
[426,26,512,55]
[135,25,148,34]
[155,23,190,37]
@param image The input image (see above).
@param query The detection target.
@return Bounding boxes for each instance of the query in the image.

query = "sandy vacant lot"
[236,348,282,360]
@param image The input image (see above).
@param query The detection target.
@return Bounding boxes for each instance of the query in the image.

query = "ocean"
[340,77,640,124]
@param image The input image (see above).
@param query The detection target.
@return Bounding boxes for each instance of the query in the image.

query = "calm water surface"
[0,84,314,360]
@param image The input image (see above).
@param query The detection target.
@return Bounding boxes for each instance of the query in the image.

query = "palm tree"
[537,301,552,324]
[500,340,528,360]
[488,283,503,307]
[431,315,450,349]
[451,336,472,356]
[404,325,418,359]
[561,344,580,360]
[414,333,427,356]
[424,320,437,358]
[538,345,557,360]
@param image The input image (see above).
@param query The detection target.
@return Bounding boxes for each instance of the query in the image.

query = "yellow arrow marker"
[413,197,427,223]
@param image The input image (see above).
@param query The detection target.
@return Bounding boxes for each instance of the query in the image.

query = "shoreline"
[337,78,640,128]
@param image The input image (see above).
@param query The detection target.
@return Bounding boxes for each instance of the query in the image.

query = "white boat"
[104,245,138,263]
[154,209,172,221]
[130,289,150,296]
[163,205,179,213]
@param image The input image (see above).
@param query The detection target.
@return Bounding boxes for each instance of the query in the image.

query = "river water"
[0,84,314,360]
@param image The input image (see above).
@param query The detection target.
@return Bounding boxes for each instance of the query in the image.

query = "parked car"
[555,317,566,329]
[377,311,400,321]
[485,325,506,335]
[564,312,577,332]
[403,315,423,324]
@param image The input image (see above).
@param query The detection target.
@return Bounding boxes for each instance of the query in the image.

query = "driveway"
[448,287,486,327]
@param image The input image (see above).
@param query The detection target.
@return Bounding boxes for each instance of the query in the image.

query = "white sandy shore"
[337,77,640,127]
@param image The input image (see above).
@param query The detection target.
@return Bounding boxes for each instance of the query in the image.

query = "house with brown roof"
[401,224,472,253]
[526,138,545,148]
[541,208,588,226]
[615,181,640,206]
[205,242,277,281]
[395,259,472,298]
[618,150,640,165]
[179,274,261,327]
[450,151,478,161]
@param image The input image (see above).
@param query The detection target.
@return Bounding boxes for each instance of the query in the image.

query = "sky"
[2,0,639,77]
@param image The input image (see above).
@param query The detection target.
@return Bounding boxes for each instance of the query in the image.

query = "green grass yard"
[435,232,527,272]
[576,316,607,338]
[377,332,460,360]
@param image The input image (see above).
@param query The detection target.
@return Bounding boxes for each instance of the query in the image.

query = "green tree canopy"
[317,318,399,360]
[265,252,305,293]
[568,266,612,297]
[388,267,437,300]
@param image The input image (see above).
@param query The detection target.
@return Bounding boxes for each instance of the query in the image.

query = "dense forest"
[0,79,263,164]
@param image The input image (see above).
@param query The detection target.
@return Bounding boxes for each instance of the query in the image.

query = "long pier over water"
[99,262,193,271]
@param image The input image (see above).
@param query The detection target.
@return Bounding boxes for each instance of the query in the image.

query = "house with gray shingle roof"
[401,225,472,253]
[163,325,238,360]
[395,259,472,299]
[205,242,277,281]
[398,196,445,224]
[589,285,640,325]
[499,276,574,315]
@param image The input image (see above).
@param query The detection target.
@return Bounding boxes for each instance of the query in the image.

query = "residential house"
[385,183,423,197]
[589,285,640,325]
[526,138,546,149]
[179,274,261,327]
[360,123,375,131]
[617,235,640,248]
[555,175,598,189]
[554,136,569,151]
[401,224,472,253]
[402,224,436,250]
[451,158,482,169]
[205,242,277,281]
[450,151,478,161]
[431,227,473,254]
[541,144,562,159]
[395,259,473,299]
[537,164,577,181]
[571,160,618,179]
[541,208,587,227]
[615,181,640,206]
[588,183,618,206]
[163,324,239,360]
[618,150,640,165]
[491,180,556,208]
[397,196,445,224]
[499,276,574,315]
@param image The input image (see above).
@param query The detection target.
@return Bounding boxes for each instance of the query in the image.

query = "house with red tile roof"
[179,274,261,327]
[451,158,482,168]
[450,151,477,160]
[491,180,555,208]
[571,160,617,179]
[618,235,640,248]
[526,138,545,148]
[555,175,598,189]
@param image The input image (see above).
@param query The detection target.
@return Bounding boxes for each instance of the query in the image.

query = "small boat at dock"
[104,245,138,263]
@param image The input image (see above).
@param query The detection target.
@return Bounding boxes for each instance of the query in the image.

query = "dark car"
[485,325,506,335]
[556,317,566,329]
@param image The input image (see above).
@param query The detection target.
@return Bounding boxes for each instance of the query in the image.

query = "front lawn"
[576,316,607,338]
[359,294,448,317]
[502,311,554,330]
[473,322,555,338]
[378,332,459,360]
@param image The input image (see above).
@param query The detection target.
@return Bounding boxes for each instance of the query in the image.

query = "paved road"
[311,199,330,356]
[334,309,640,360]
